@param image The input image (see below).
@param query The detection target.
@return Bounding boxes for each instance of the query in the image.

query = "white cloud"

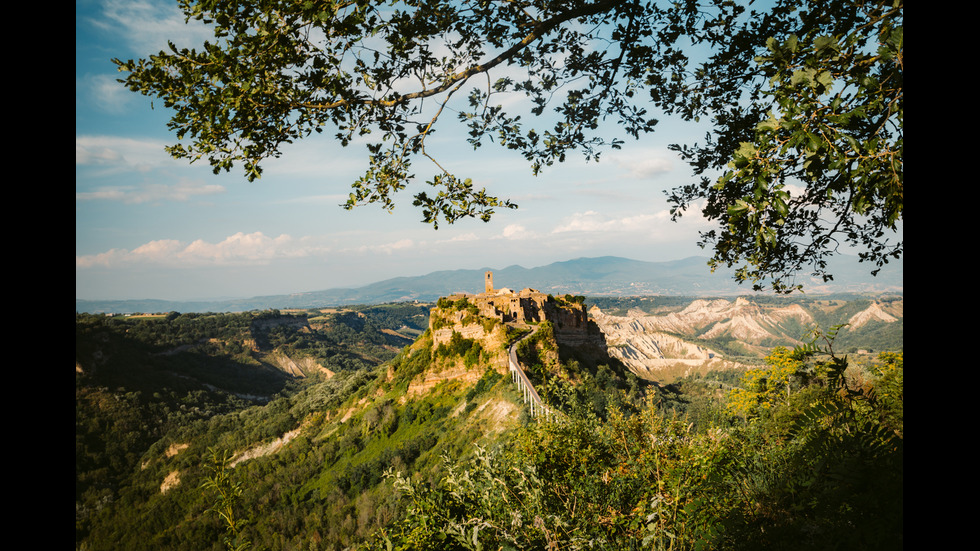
[94,0,213,55]
[551,208,698,236]
[76,178,225,204]
[76,232,320,268]
[609,151,674,179]
[131,238,186,261]
[344,238,418,256]
[75,248,134,269]
[181,233,292,263]
[784,182,806,197]
[441,232,479,243]
[79,74,137,114]
[76,135,228,203]
[501,224,529,239]
[75,186,131,201]
[76,135,169,170]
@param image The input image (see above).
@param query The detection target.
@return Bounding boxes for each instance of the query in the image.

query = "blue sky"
[76,1,890,301]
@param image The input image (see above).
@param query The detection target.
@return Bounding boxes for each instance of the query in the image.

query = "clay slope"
[848,301,900,328]
[589,297,816,381]
[267,352,336,378]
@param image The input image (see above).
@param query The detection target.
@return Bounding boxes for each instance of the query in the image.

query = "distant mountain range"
[75,255,903,314]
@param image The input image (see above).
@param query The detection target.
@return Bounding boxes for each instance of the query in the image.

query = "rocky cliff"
[591,305,745,381]
[406,304,511,395]
[848,301,900,328]
[589,297,902,382]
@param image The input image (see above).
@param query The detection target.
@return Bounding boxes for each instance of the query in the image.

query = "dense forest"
[76,298,902,550]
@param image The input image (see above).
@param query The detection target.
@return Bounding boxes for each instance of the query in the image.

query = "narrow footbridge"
[507,325,554,419]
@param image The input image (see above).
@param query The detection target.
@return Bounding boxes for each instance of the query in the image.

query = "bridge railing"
[507,332,554,420]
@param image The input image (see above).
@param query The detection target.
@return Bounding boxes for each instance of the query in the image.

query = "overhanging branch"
[300,0,628,111]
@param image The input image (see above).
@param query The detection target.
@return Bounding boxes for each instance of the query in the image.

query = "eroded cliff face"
[429,307,510,357]
[848,301,900,328]
[540,299,607,352]
[589,298,810,381]
[407,306,511,396]
[614,297,813,343]
[588,296,903,382]
[592,306,745,381]
[268,353,336,378]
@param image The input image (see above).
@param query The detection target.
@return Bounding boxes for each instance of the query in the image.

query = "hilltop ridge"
[75,255,903,314]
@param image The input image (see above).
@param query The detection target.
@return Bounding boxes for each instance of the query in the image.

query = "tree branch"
[299,0,628,111]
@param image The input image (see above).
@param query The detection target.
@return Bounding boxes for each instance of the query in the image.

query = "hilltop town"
[444,271,586,325]
[440,271,607,354]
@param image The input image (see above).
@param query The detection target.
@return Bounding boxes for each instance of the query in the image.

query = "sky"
[76,1,890,302]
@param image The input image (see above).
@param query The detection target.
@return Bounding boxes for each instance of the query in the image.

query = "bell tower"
[485,271,494,294]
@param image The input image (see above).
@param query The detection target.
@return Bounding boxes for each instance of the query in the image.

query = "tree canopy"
[114,0,903,292]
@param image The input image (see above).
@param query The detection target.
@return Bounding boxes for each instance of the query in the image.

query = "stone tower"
[485,271,494,294]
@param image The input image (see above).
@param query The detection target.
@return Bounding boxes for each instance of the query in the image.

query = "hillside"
[76,291,902,550]
[75,285,647,550]
[76,305,429,547]
[77,299,554,550]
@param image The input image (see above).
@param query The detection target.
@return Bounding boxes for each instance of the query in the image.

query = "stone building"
[441,271,610,364]
[468,271,544,324]
[446,271,588,328]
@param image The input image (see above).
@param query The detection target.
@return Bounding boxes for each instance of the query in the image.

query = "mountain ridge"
[76,255,903,314]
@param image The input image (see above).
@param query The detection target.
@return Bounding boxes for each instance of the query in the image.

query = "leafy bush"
[380,332,903,550]
[435,331,482,365]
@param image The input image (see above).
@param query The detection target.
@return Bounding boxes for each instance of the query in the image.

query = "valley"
[75,291,902,551]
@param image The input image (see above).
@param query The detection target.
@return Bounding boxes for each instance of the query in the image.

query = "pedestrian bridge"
[507,325,555,420]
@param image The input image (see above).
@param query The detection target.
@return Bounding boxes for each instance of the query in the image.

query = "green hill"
[76,297,902,550]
